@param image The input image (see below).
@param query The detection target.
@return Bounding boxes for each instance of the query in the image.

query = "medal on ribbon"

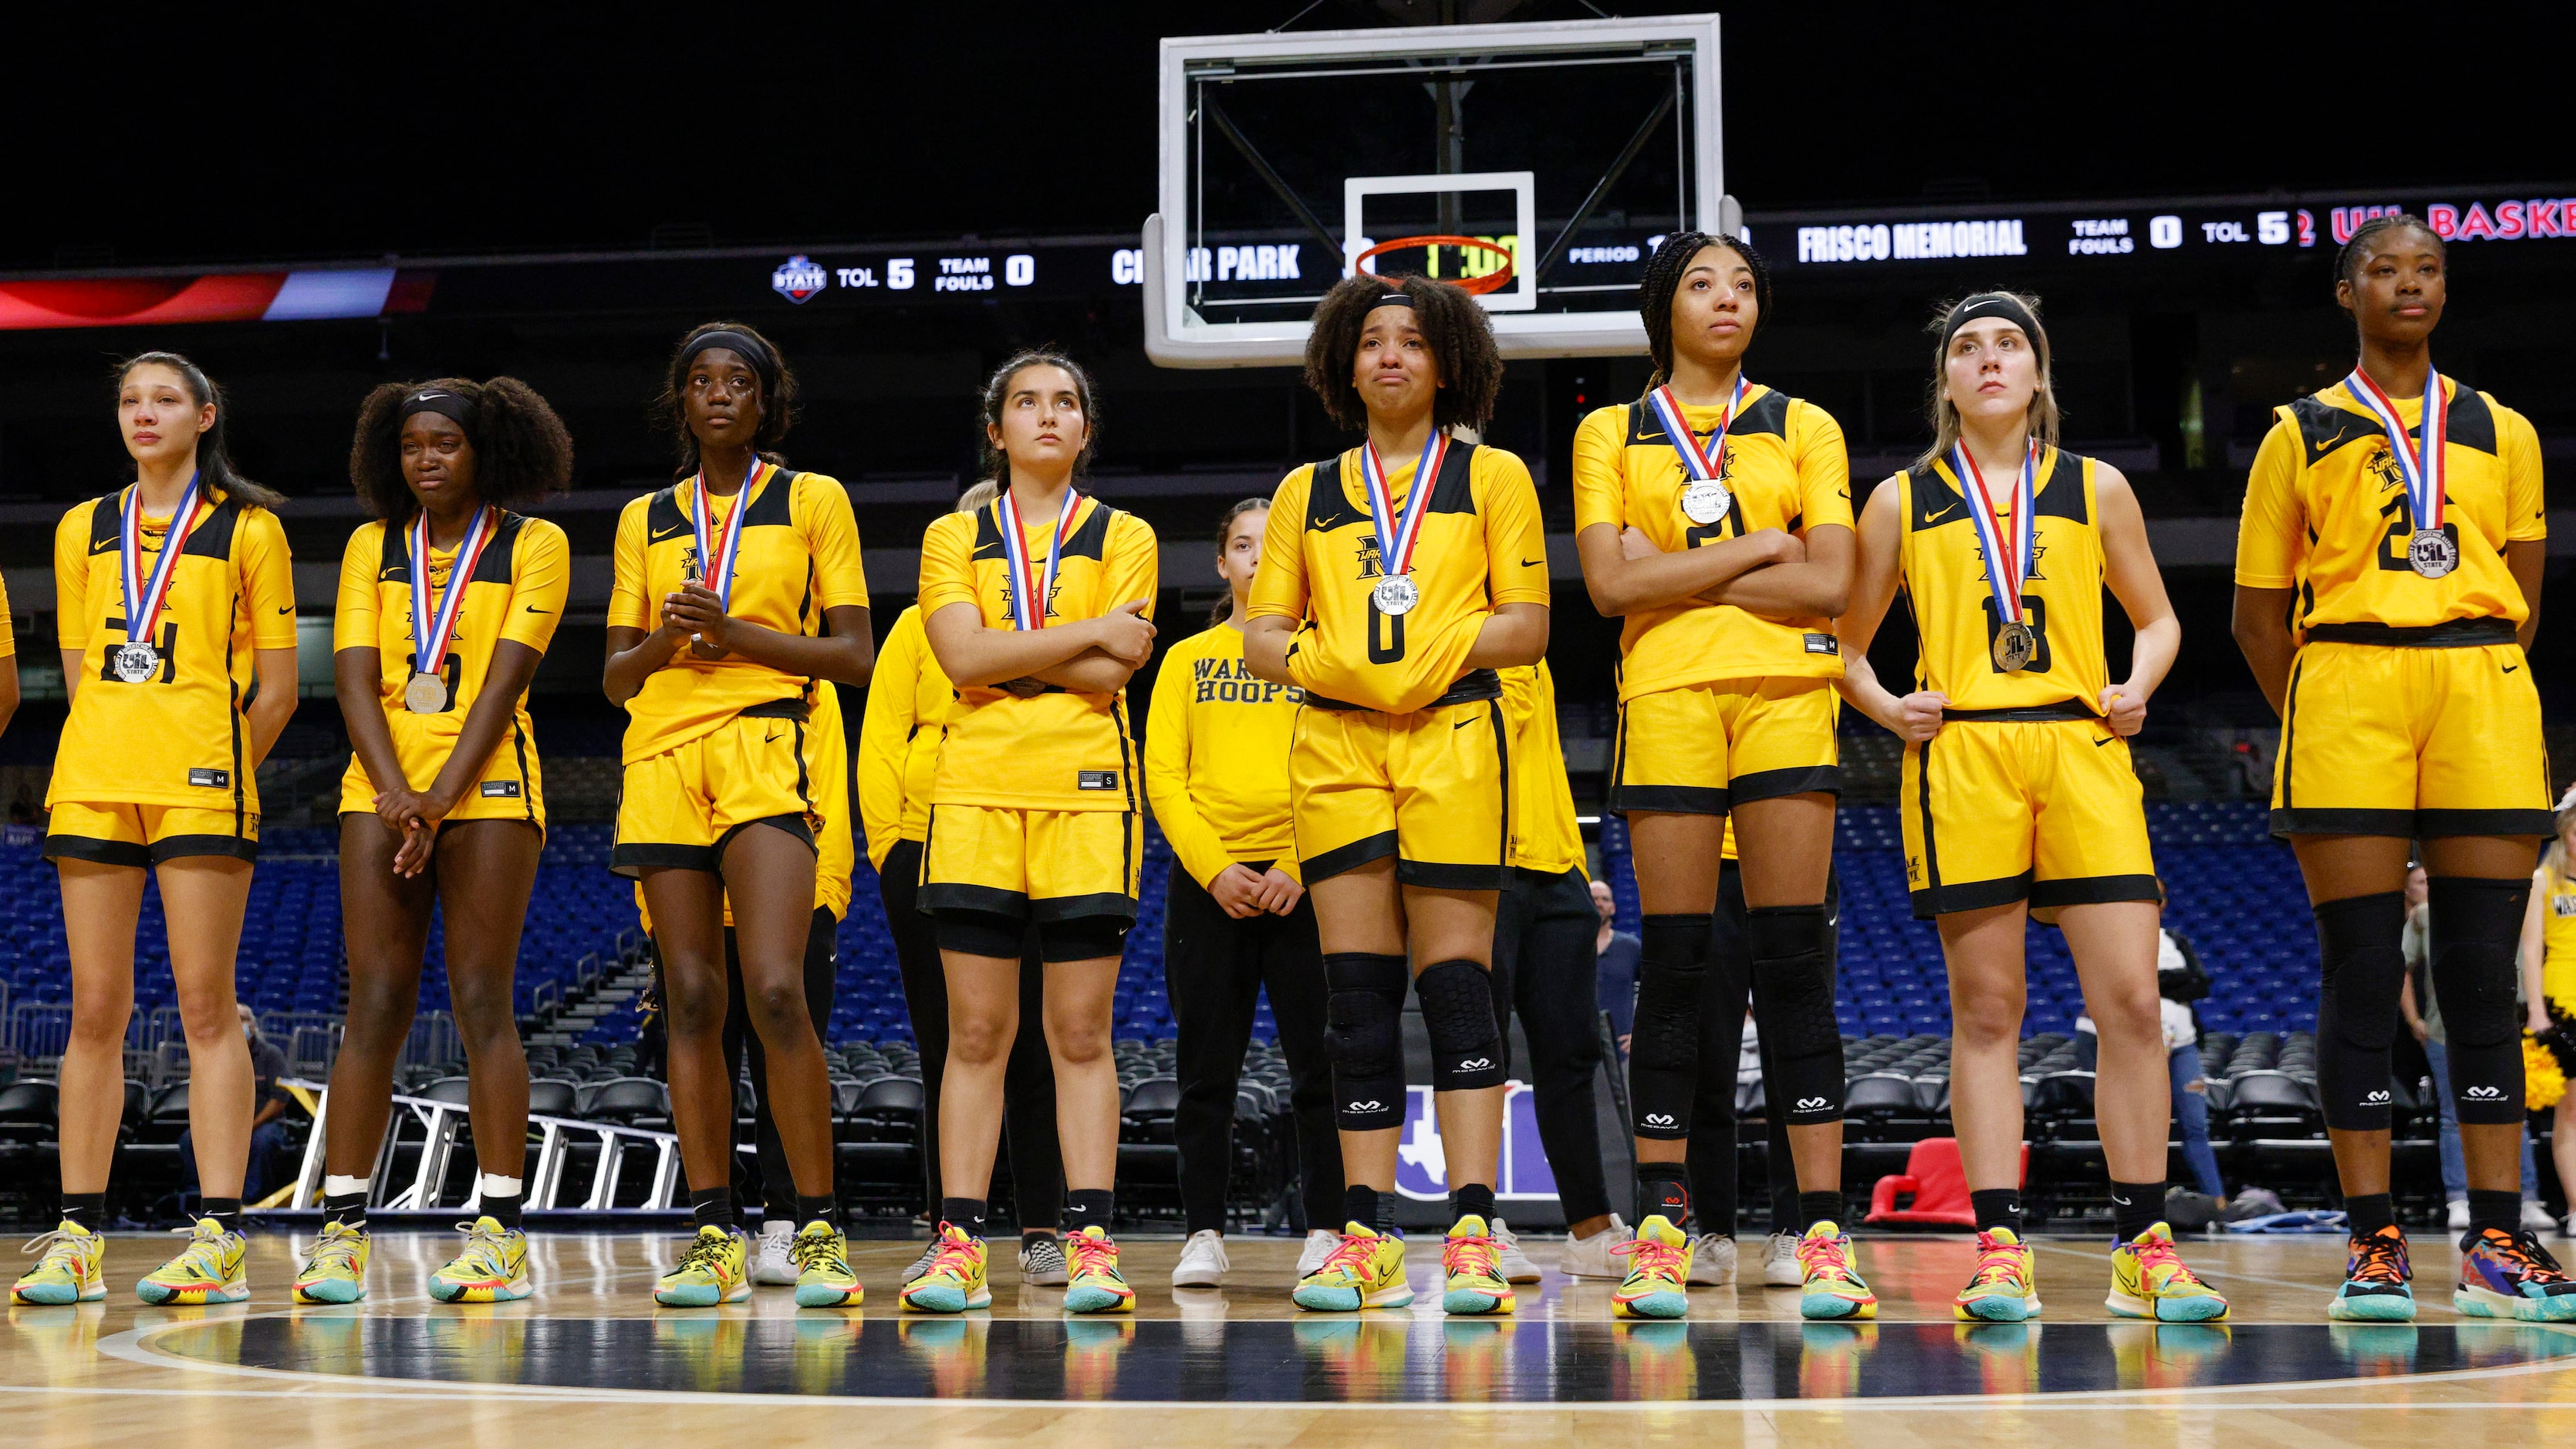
[1950,441,2041,674]
[1644,375,1749,526]
[1359,429,1447,616]
[996,485,1079,630]
[403,505,497,714]
[684,459,768,645]
[113,471,203,684]
[2344,368,2456,579]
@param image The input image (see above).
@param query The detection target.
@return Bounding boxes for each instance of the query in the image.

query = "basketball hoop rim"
[1349,234,1518,296]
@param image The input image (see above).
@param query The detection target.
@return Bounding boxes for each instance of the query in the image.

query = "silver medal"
[404,670,450,714]
[1992,621,2036,674]
[1372,574,1420,616]
[1680,479,1732,527]
[112,641,159,684]
[2407,528,2459,579]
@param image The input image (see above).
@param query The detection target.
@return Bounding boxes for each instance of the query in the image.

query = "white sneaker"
[751,1219,798,1285]
[1558,1214,1632,1278]
[2447,1199,2470,1233]
[1489,1218,1543,1283]
[2521,1199,2557,1233]
[902,1240,940,1284]
[1763,1230,1802,1286]
[1172,1229,1229,1288]
[1295,1228,1341,1277]
[1687,1234,1739,1286]
[1018,1234,1069,1286]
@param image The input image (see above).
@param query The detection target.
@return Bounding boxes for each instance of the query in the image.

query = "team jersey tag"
[1359,428,1447,616]
[187,768,231,789]
[1077,770,1119,791]
[2343,367,2456,578]
[1950,441,2041,673]
[1644,375,1748,525]
[116,471,203,684]
[1802,633,1839,655]
[406,505,496,714]
[479,780,523,799]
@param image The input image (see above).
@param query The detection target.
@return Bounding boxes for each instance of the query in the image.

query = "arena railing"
[285,1083,684,1215]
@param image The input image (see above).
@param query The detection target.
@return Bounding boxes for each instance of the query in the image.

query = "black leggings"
[879,838,1065,1230]
[717,905,839,1220]
[1491,866,1615,1224]
[1164,869,1340,1234]
[1689,862,1839,1232]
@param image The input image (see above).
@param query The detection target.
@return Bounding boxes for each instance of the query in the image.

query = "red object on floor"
[1865,1137,2028,1225]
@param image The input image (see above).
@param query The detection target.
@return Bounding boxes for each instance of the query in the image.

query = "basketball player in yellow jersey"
[1840,293,2224,1325]
[606,323,872,1310]
[1242,272,1548,1316]
[909,351,1158,1316]
[2520,792,2576,1241]
[288,377,573,1309]
[2234,215,2571,1322]
[13,353,295,1311]
[1572,231,1863,1320]
[1150,498,1342,1290]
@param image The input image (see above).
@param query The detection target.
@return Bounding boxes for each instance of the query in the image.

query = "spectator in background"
[182,1006,292,1206]
[2403,859,2554,1232]
[1594,879,1639,1060]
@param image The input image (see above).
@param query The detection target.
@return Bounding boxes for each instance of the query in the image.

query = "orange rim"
[1349,234,1517,296]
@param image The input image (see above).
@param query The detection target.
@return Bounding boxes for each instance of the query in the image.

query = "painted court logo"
[771,255,829,304]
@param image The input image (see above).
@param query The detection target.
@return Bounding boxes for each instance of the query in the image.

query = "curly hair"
[977,349,1102,485]
[654,320,798,478]
[1639,231,1773,385]
[348,376,574,522]
[1302,272,1504,433]
[2336,212,2445,289]
[1207,495,1271,626]
[113,352,285,511]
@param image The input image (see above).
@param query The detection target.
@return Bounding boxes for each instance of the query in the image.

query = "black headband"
[399,388,476,431]
[1368,289,1414,309]
[680,329,777,389]
[1943,295,2041,349]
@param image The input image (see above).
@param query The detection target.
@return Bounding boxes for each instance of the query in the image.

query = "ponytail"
[1210,495,1269,627]
[115,351,285,511]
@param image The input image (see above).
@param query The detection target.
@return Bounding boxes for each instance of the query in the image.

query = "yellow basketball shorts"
[1609,676,1840,816]
[2272,635,2551,839]
[1291,696,1506,890]
[918,802,1141,921]
[1900,714,2158,920]
[338,716,545,829]
[612,706,817,876]
[44,801,259,866]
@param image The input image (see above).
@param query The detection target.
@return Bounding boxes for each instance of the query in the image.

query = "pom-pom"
[2526,1034,2568,1112]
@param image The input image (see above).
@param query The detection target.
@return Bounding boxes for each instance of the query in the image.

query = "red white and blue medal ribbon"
[687,459,768,606]
[403,505,496,713]
[1359,429,1447,616]
[2344,367,2456,578]
[1950,441,2041,672]
[996,485,1079,630]
[113,471,202,683]
[1646,376,1748,525]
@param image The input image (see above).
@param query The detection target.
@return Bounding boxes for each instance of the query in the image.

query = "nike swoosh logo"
[275,605,294,615]
[2095,735,2115,747]
[650,526,688,542]
[1454,717,1475,729]
[2505,664,2520,673]
[525,606,552,614]
[1520,558,1544,568]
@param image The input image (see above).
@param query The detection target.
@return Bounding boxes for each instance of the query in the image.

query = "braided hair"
[2335,212,2444,289]
[1639,231,1773,386]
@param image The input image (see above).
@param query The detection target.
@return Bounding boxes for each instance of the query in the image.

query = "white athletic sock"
[324,1174,370,1199]
[477,1174,524,1201]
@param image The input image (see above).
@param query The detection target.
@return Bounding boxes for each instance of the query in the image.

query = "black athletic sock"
[61,1193,107,1233]
[199,1197,243,1236]
[2110,1179,2164,1242]
[1771,1183,1801,1235]
[2344,1192,2395,1239]
[1451,1184,1497,1224]
[1970,1189,2022,1235]
[2466,1188,2520,1241]
[1062,1188,1116,1237]
[1798,1191,1843,1232]
[480,1190,522,1231]
[794,1194,839,1231]
[1021,1229,1052,1252]
[1343,1184,1399,1237]
[1637,1162,1693,1234]
[940,1197,991,1240]
[690,1187,737,1232]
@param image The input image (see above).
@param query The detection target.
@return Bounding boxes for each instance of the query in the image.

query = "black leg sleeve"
[1166,871,1259,1235]
[881,839,947,1211]
[1509,869,1614,1224]
[1631,912,1717,1140]
[1748,903,1845,1126]
[1259,893,1344,1233]
[2428,876,2534,1126]
[2312,891,2408,1133]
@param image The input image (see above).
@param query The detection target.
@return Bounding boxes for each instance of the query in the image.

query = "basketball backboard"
[1147,14,1728,368]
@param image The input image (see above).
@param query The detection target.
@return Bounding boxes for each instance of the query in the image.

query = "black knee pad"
[1629,913,1713,1140]
[934,908,1024,959]
[1416,960,1507,1092]
[2311,891,2406,1132]
[2429,876,2532,1125]
[1324,952,1407,1130]
[1747,904,1845,1124]
[1037,913,1128,964]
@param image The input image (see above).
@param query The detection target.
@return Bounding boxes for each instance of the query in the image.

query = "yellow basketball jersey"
[335,511,569,770]
[49,487,297,812]
[1894,448,2108,714]
[2237,376,2544,630]
[854,604,957,866]
[1246,442,1548,715]
[1144,622,1302,889]
[1571,387,1853,700]
[917,493,1159,812]
[1500,660,1585,875]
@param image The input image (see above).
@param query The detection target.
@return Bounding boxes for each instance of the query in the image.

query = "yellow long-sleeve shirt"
[856,604,956,870]
[1144,620,1302,891]
[1500,660,1585,876]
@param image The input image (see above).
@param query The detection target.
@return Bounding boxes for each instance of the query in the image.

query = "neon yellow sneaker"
[1440,1214,1514,1316]
[1609,1214,1692,1319]
[791,1220,862,1309]
[653,1224,750,1308]
[430,1218,530,1303]
[1292,1223,1413,1312]
[12,1221,106,1305]
[1796,1221,1877,1320]
[1955,1227,2041,1322]
[136,1218,248,1305]
[1062,1225,1135,1314]
[900,1223,991,1313]
[2108,1222,2228,1322]
[293,1221,371,1304]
